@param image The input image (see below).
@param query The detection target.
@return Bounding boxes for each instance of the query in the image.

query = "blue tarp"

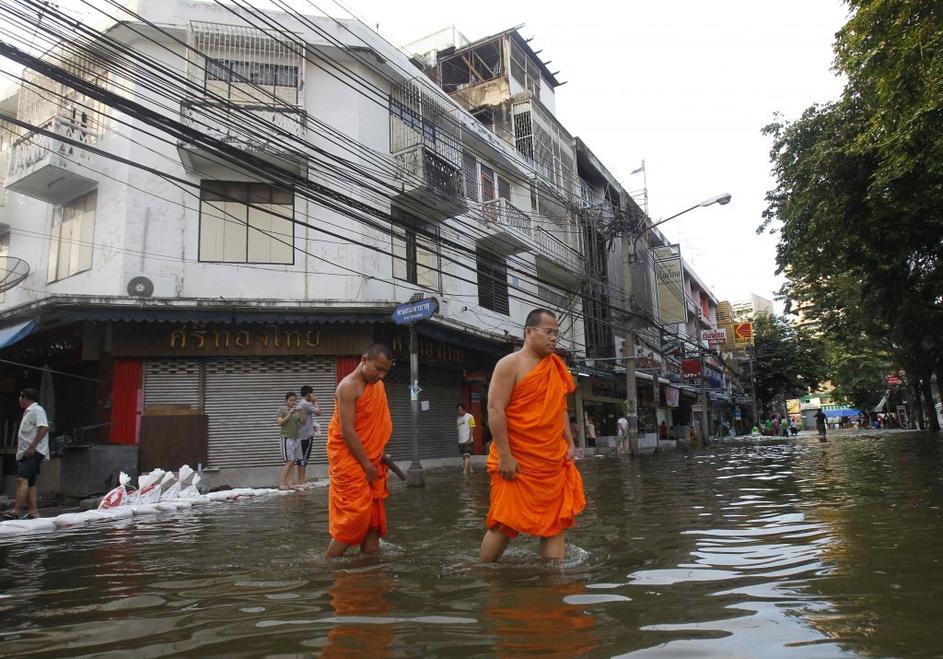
[0,319,36,350]
[824,408,861,418]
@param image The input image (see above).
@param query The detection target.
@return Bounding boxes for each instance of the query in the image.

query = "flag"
[630,161,645,175]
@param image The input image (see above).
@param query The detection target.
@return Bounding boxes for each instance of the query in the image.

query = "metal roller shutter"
[203,357,335,469]
[385,363,463,461]
[143,360,200,409]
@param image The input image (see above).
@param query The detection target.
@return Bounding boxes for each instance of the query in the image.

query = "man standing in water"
[456,403,476,475]
[325,344,394,558]
[480,309,586,563]
[815,409,828,442]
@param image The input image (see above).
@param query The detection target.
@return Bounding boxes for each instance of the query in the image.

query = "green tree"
[762,0,943,430]
[752,314,828,416]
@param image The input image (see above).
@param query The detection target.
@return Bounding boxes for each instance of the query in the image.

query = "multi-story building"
[732,293,774,321]
[0,1,591,487]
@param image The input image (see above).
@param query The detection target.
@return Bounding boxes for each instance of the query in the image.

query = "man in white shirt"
[456,403,476,475]
[5,389,49,520]
[617,414,630,454]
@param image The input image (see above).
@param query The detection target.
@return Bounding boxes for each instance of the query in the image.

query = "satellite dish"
[0,257,29,293]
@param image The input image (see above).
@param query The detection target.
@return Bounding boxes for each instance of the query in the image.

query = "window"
[538,283,568,309]
[199,181,294,264]
[462,150,479,202]
[392,209,439,290]
[477,249,509,315]
[48,190,96,283]
[205,59,299,104]
[0,231,8,303]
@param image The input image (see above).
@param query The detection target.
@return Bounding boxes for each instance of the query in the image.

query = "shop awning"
[63,308,388,325]
[0,319,36,350]
[871,396,887,413]
[824,408,860,418]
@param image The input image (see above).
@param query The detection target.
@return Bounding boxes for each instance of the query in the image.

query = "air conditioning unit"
[125,273,177,298]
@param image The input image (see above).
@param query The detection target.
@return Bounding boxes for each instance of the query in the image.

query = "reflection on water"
[1,431,942,657]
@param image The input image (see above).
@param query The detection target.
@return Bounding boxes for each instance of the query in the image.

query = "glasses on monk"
[527,326,560,338]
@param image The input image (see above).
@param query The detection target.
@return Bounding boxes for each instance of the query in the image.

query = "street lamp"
[621,192,732,455]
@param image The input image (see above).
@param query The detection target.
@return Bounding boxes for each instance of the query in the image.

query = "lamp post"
[622,193,731,455]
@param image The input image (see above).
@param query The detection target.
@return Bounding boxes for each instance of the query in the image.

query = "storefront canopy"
[824,408,861,418]
[0,319,36,350]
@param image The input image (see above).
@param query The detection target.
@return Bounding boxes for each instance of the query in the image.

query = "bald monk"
[325,344,394,558]
[480,308,586,562]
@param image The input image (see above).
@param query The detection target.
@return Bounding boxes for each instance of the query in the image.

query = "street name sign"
[392,298,438,325]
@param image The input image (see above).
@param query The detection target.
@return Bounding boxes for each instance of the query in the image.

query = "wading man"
[4,389,49,520]
[325,344,394,558]
[479,309,586,563]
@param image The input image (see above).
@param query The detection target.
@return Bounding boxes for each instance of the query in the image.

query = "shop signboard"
[701,329,727,345]
[654,246,687,325]
[664,386,680,408]
[886,373,901,385]
[682,358,700,380]
[635,345,663,371]
[733,322,754,345]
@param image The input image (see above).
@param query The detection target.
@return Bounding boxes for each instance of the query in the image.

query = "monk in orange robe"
[480,308,586,562]
[325,344,394,558]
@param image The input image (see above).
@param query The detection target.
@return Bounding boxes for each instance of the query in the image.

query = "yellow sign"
[733,322,754,344]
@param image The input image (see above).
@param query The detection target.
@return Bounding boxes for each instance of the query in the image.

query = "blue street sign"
[392,298,438,325]
[734,406,742,420]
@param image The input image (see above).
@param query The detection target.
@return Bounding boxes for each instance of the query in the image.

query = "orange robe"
[327,380,393,546]
[486,353,586,538]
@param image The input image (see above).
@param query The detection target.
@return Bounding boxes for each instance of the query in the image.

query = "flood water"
[2,431,943,657]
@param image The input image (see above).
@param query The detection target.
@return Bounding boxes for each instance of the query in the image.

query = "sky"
[27,0,850,309]
[332,0,850,308]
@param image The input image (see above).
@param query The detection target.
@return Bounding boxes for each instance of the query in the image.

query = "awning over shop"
[63,308,388,324]
[0,319,36,350]
[872,396,887,413]
[824,408,861,418]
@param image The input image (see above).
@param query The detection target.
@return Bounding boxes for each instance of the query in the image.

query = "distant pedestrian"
[3,389,49,520]
[617,413,629,453]
[814,410,827,442]
[659,420,669,440]
[457,403,476,475]
[294,385,322,485]
[276,392,305,490]
[585,415,597,447]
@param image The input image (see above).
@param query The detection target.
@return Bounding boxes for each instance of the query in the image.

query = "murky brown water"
[1,430,942,657]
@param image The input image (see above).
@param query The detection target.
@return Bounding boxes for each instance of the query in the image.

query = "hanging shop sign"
[654,246,687,325]
[701,329,727,345]
[635,345,663,371]
[664,386,680,408]
[733,322,754,345]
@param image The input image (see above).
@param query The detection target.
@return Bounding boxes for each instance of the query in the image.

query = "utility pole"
[621,227,638,456]
[699,346,709,445]
[749,349,759,428]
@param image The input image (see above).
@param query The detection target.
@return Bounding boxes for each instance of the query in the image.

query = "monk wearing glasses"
[479,308,586,562]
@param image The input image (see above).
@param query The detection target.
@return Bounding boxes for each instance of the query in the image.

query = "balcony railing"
[5,113,99,205]
[534,225,581,272]
[393,144,465,202]
[180,101,307,151]
[0,148,8,209]
[8,114,96,182]
[481,197,533,241]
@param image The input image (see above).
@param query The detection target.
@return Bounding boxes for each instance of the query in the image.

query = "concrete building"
[732,293,774,321]
[0,1,590,490]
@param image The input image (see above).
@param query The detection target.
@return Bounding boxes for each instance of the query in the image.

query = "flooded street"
[2,431,942,657]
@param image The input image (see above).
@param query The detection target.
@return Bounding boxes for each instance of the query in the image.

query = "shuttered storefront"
[384,363,463,461]
[143,360,200,409]
[203,357,335,469]
[143,357,336,470]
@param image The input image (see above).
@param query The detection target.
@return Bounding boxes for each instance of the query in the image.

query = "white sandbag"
[155,502,178,512]
[12,518,56,533]
[0,523,28,536]
[173,500,192,510]
[53,513,91,527]
[80,510,114,522]
[178,464,194,483]
[189,495,211,505]
[130,504,160,516]
[97,507,133,520]
[205,491,231,501]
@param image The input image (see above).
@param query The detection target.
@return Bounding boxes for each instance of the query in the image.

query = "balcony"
[534,226,583,280]
[5,114,99,206]
[177,101,309,179]
[478,197,532,254]
[391,144,466,221]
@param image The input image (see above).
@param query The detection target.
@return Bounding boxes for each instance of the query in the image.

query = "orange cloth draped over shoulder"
[486,353,586,538]
[327,380,393,546]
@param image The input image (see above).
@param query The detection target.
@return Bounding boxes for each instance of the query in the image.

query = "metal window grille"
[389,79,462,169]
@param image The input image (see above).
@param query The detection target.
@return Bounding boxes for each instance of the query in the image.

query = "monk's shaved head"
[524,308,556,330]
[365,343,393,361]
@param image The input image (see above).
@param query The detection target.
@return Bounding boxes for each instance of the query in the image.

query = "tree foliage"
[762,0,943,429]
[752,313,828,415]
